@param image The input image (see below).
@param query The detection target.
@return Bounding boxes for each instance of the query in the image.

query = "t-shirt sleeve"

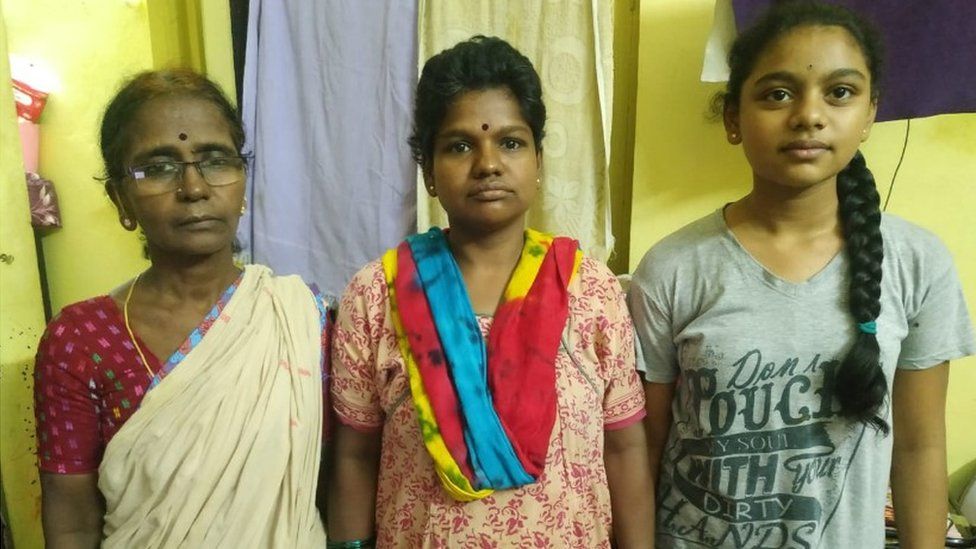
[330,262,387,431]
[627,256,680,384]
[585,260,647,430]
[896,239,976,369]
[33,312,102,474]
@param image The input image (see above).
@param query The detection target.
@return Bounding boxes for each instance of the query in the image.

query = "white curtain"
[240,0,418,296]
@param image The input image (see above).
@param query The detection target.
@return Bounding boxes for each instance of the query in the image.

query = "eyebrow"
[753,68,868,87]
[131,143,237,163]
[436,124,531,140]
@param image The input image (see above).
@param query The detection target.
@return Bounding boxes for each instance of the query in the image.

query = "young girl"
[327,36,653,547]
[629,2,975,548]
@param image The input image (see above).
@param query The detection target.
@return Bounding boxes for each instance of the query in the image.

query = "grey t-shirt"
[629,209,975,548]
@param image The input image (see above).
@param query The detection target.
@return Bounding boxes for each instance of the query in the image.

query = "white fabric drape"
[240,0,418,296]
[417,1,616,261]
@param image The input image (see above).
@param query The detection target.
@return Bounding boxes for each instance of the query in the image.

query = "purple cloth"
[26,172,61,229]
[732,0,976,121]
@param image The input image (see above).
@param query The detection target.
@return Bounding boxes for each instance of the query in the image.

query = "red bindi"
[178,133,188,141]
[481,123,489,131]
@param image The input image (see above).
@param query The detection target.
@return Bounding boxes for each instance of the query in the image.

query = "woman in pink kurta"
[327,36,653,548]
[332,255,645,547]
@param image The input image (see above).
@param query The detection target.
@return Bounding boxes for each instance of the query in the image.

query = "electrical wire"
[882,119,911,211]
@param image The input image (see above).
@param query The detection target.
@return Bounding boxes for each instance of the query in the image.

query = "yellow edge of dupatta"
[381,248,494,502]
[505,229,583,301]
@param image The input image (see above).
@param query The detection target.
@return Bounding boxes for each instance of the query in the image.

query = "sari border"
[147,272,244,390]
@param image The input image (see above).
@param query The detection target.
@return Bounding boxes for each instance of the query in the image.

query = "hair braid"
[835,150,888,433]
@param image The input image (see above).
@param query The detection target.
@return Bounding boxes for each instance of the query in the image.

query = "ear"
[421,168,436,197]
[723,105,742,145]
[861,99,878,142]
[107,182,137,231]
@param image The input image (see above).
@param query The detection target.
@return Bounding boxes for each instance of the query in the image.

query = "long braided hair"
[722,1,889,433]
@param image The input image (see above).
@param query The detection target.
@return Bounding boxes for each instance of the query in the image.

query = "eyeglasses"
[125,156,248,196]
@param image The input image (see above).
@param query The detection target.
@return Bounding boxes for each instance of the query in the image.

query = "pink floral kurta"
[332,256,645,548]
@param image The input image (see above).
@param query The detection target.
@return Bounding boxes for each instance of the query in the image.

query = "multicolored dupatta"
[381,228,582,501]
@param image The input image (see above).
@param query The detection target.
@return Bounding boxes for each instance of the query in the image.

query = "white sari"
[99,265,327,548]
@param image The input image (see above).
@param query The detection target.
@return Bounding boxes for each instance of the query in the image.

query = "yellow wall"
[4,0,154,313]
[3,0,235,312]
[0,9,47,548]
[630,0,976,483]
[1,0,234,545]
[145,0,236,103]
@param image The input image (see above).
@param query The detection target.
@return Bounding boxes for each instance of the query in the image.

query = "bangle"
[327,538,375,549]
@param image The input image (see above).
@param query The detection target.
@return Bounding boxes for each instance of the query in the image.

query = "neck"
[141,247,241,303]
[733,176,840,235]
[446,221,526,271]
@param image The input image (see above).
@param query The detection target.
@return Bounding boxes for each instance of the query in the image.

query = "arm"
[40,473,104,549]
[644,381,676,487]
[605,423,655,548]
[326,264,389,540]
[890,362,949,549]
[326,424,382,541]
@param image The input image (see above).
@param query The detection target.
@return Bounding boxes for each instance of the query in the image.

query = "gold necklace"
[123,273,156,380]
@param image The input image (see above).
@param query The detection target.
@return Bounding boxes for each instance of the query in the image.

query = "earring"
[121,217,136,230]
[240,197,248,215]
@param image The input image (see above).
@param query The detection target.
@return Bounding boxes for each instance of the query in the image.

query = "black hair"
[99,69,245,187]
[722,1,889,433]
[408,35,546,170]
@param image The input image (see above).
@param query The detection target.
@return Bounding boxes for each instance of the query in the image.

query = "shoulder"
[44,296,116,337]
[335,259,388,319]
[577,254,618,286]
[571,255,625,302]
[881,214,954,260]
[630,210,726,292]
[344,259,386,295]
[880,214,957,277]
[37,296,115,366]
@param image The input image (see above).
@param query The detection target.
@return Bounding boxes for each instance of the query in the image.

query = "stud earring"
[121,217,136,230]
[240,197,248,215]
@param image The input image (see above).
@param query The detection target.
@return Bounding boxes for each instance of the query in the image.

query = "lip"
[469,182,513,201]
[780,140,831,160]
[177,215,222,228]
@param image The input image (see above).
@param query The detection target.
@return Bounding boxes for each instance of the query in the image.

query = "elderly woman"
[33,69,327,548]
[327,36,654,548]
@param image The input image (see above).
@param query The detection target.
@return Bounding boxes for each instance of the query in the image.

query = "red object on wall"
[12,79,48,122]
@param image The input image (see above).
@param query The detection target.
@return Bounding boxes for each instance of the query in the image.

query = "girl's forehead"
[752,25,869,74]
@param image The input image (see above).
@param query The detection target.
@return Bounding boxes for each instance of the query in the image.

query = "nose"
[176,162,211,200]
[473,145,502,178]
[790,94,825,131]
